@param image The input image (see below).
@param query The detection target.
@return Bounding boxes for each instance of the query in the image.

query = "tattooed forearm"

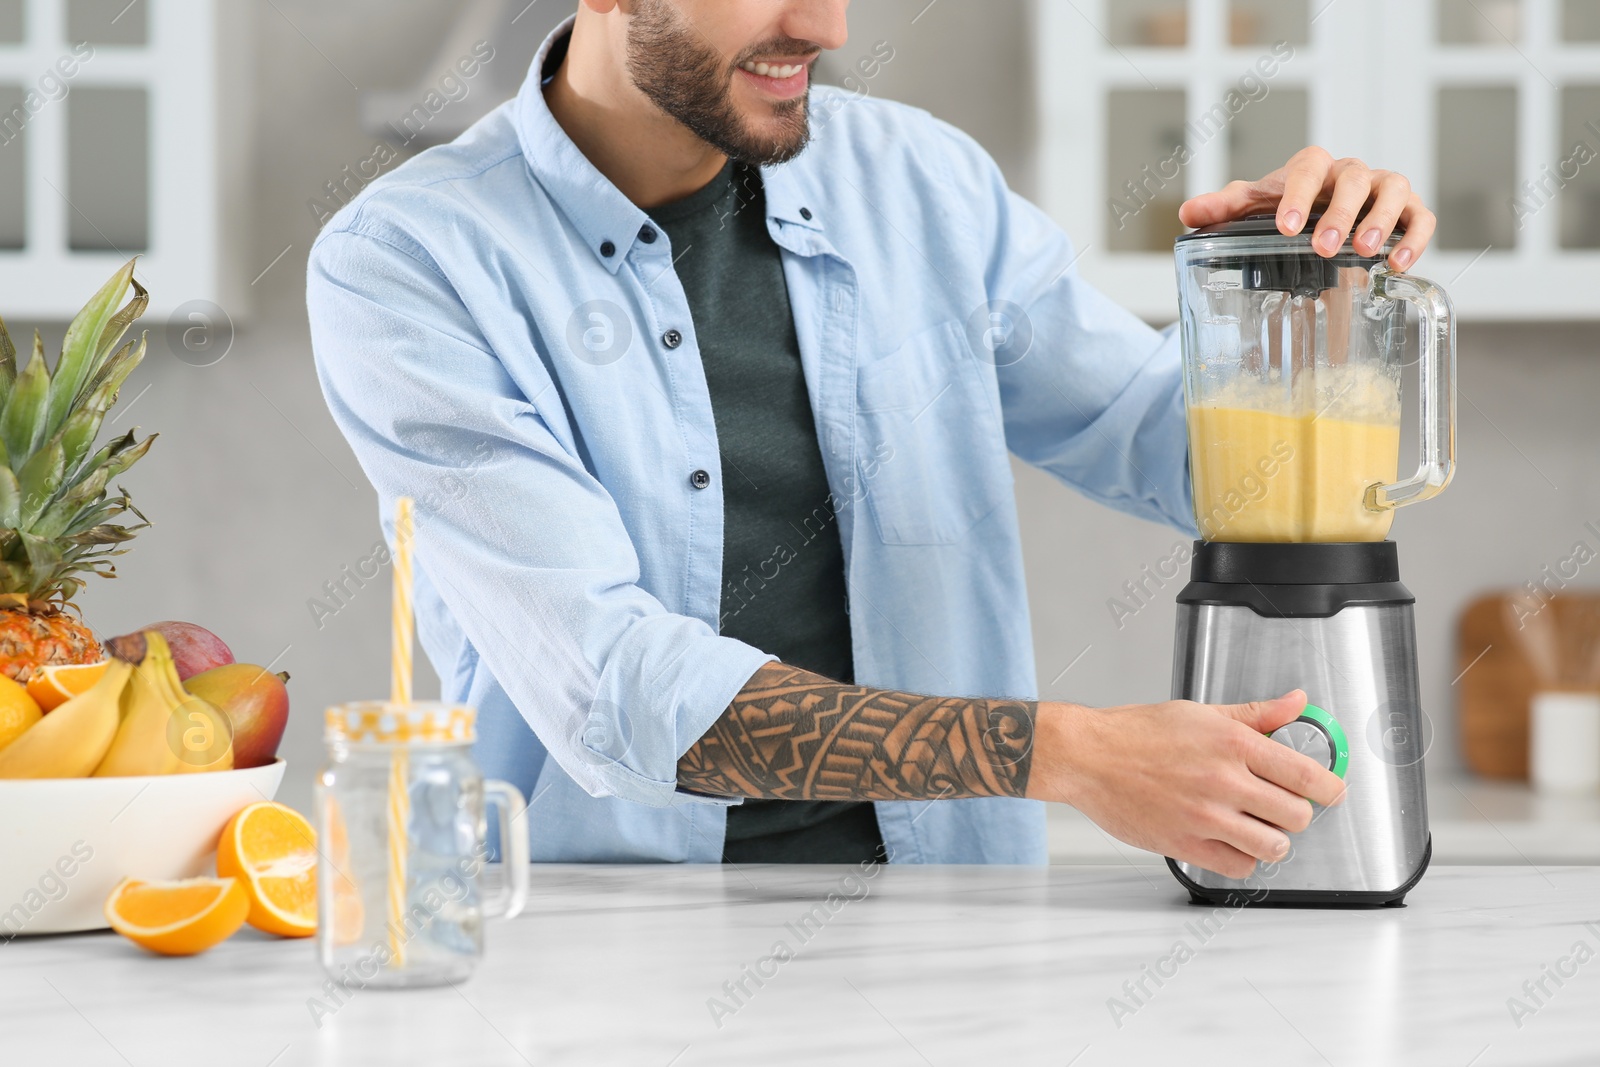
[677,662,1037,801]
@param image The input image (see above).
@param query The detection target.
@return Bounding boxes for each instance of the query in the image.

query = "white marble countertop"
[1,863,1593,1066]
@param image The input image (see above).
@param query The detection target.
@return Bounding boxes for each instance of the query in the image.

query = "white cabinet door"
[1035,0,1600,320]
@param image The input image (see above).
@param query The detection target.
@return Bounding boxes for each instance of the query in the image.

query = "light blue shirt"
[307,18,1193,864]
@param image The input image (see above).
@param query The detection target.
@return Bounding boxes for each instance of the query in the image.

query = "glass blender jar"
[1174,214,1455,542]
[1165,216,1457,906]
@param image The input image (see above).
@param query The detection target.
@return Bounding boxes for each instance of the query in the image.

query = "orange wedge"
[104,877,249,956]
[216,801,317,937]
[27,660,110,712]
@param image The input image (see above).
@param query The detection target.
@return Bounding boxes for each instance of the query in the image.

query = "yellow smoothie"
[1189,406,1400,542]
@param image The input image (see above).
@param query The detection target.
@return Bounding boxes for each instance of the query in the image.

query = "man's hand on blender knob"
[1177,146,1437,271]
[1027,691,1347,880]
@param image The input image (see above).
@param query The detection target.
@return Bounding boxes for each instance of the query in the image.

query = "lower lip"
[736,65,810,101]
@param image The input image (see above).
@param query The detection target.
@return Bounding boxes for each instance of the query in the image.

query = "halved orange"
[216,801,317,937]
[28,660,109,712]
[104,877,249,956]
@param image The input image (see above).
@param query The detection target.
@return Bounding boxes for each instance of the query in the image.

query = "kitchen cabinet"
[1036,0,1600,319]
[0,0,250,318]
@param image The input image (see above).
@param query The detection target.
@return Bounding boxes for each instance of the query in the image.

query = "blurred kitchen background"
[2,0,1598,862]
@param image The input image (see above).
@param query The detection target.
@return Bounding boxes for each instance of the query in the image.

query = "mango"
[183,664,289,770]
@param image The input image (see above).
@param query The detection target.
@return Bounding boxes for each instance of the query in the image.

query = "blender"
[1166,214,1456,906]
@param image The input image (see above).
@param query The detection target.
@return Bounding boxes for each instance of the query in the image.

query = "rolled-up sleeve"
[307,223,771,807]
[930,122,1196,535]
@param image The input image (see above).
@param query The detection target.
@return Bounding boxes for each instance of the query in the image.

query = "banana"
[0,656,135,778]
[94,631,234,777]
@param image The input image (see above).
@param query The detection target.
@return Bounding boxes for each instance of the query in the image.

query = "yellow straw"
[391,497,415,706]
[387,496,415,966]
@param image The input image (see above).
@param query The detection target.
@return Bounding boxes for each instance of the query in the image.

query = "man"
[308,1,1435,875]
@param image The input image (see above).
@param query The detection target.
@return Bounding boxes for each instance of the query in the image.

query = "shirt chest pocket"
[854,321,1014,546]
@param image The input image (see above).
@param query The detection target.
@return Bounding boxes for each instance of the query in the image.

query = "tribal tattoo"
[677,662,1037,801]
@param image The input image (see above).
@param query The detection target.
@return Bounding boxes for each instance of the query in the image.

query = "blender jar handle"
[483,778,530,920]
[1365,267,1457,512]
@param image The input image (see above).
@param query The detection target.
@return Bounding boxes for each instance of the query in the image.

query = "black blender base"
[1166,834,1432,909]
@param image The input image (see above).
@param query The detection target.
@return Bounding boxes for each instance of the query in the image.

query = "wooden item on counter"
[1458,592,1600,780]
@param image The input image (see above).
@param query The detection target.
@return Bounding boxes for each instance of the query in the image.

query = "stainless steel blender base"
[1168,601,1432,905]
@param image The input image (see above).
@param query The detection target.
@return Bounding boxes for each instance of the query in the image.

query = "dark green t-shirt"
[652,162,884,864]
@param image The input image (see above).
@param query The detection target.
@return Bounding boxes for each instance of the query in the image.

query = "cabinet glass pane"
[1564,0,1600,40]
[0,86,23,250]
[1110,0,1188,48]
[67,87,148,252]
[1105,89,1188,252]
[65,0,147,47]
[1436,86,1518,250]
[1439,0,1522,44]
[0,0,23,43]
[1230,0,1309,47]
[1559,86,1600,249]
[1228,87,1308,182]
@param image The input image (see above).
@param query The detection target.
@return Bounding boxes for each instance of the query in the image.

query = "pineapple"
[0,260,155,681]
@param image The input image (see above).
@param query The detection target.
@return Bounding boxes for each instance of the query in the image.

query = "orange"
[0,675,41,750]
[27,660,109,712]
[216,801,317,937]
[104,877,249,956]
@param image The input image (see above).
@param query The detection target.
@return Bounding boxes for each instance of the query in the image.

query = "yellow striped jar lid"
[324,701,476,745]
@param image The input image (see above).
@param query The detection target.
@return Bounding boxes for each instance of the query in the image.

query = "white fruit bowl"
[0,759,286,935]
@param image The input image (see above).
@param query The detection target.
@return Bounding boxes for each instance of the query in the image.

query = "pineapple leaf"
[32,465,110,541]
[1,334,52,463]
[69,426,137,484]
[81,335,145,408]
[0,467,19,528]
[0,314,16,398]
[93,274,149,368]
[64,524,140,546]
[17,440,65,525]
[17,532,62,582]
[47,259,138,437]
[97,432,155,484]
[56,398,115,479]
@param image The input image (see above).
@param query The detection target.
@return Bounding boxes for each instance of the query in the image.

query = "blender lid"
[1177,213,1403,297]
[1176,211,1408,242]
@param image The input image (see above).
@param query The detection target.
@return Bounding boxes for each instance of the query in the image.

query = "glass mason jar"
[316,702,528,989]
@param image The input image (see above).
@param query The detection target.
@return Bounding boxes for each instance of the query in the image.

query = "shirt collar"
[516,17,829,271]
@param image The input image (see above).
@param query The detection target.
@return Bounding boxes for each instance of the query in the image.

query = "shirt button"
[639,225,658,244]
[662,329,683,349]
[799,207,813,221]
[690,469,711,490]
[600,240,616,257]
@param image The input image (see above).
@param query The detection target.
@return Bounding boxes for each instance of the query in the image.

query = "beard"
[625,0,813,165]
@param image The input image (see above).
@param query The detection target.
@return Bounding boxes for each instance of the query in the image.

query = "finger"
[1217,690,1306,733]
[1352,171,1412,257]
[1276,146,1334,235]
[1179,838,1260,881]
[1389,196,1437,271]
[1180,179,1272,229]
[1240,779,1314,833]
[1215,812,1292,865]
[1245,734,1347,808]
[1311,159,1374,257]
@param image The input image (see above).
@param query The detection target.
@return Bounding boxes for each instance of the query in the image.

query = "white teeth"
[740,61,802,79]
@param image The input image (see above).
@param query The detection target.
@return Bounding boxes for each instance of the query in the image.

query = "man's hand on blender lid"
[1177,146,1438,274]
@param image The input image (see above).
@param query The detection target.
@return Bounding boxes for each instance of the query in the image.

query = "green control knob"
[1270,703,1349,779]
